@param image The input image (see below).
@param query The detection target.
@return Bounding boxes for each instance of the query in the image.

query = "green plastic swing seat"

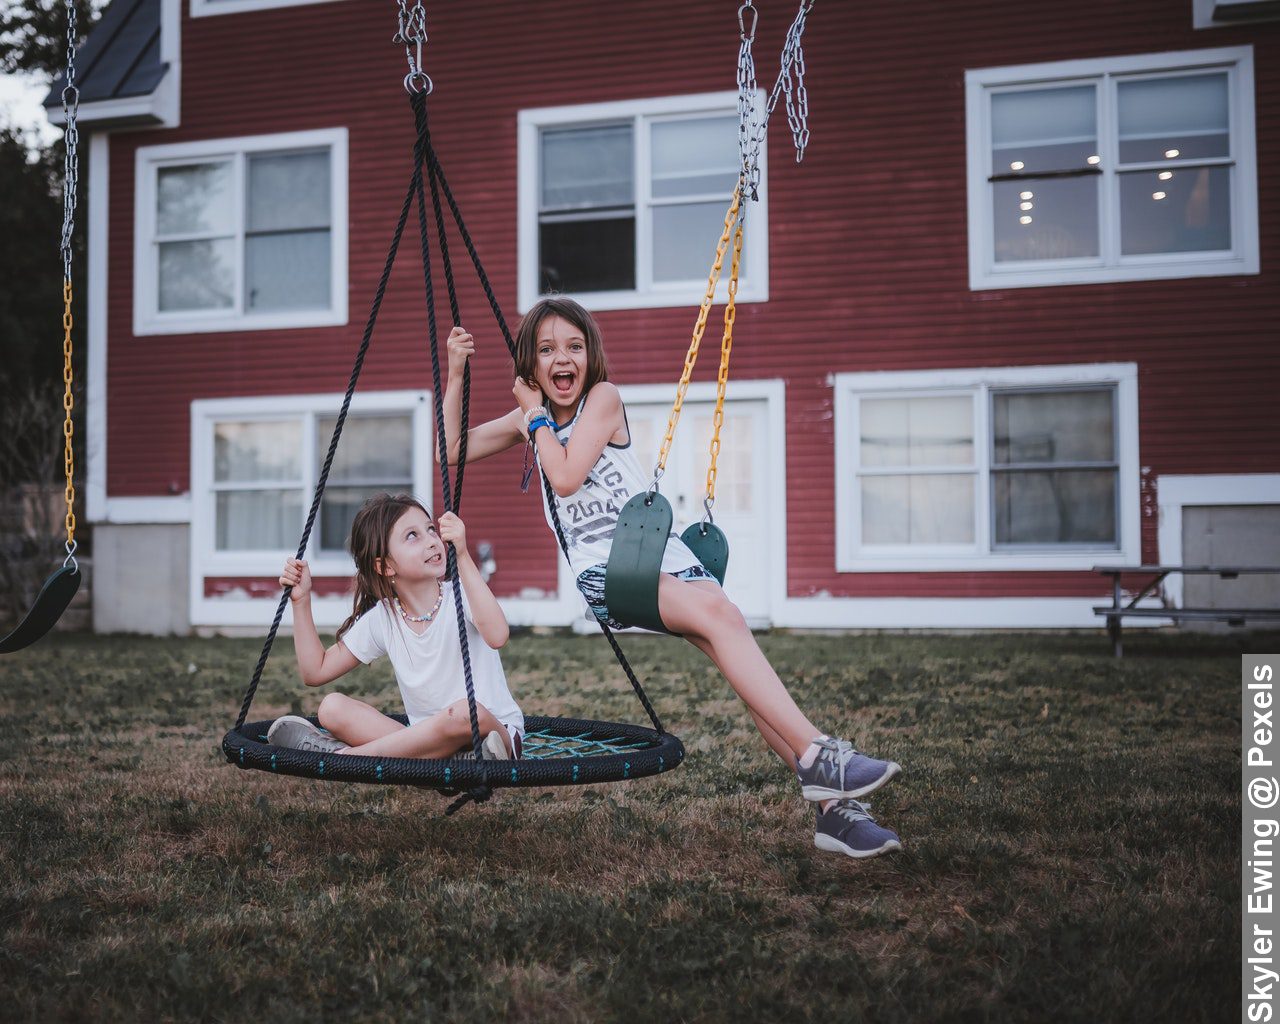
[0,565,80,655]
[604,492,730,633]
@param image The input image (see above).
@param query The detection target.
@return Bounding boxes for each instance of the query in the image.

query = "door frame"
[556,378,788,629]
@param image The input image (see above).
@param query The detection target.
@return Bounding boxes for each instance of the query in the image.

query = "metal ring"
[738,3,758,41]
[404,70,433,95]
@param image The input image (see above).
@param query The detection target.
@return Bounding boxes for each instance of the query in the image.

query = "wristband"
[523,405,549,428]
[528,416,554,436]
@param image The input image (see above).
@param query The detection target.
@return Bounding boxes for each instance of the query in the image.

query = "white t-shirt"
[338,582,524,734]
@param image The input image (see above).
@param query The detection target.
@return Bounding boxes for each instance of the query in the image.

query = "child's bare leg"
[685,634,799,770]
[658,575,821,756]
[317,692,405,746]
[341,699,510,759]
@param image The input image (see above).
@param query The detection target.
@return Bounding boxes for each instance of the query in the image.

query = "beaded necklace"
[394,583,444,624]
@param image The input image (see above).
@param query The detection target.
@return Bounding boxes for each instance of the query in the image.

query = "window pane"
[1120,167,1231,255]
[541,125,633,210]
[316,415,414,481]
[1118,74,1229,163]
[862,474,975,545]
[992,469,1116,544]
[320,487,398,553]
[993,390,1113,464]
[651,117,739,198]
[245,230,331,311]
[215,421,302,482]
[247,150,331,232]
[539,216,635,293]
[157,161,233,235]
[158,238,236,311]
[652,202,744,283]
[860,396,973,467]
[991,86,1097,174]
[216,489,303,550]
[993,176,1099,261]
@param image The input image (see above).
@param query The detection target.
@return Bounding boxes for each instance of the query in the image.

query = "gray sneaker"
[797,735,900,801]
[455,729,508,761]
[266,715,346,754]
[815,799,902,859]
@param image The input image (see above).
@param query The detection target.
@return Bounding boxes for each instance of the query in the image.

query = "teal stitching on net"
[239,746,245,765]
[270,752,277,772]
[445,766,452,784]
[510,766,518,782]
[376,763,383,781]
[658,755,664,772]
[318,759,325,776]
[572,763,580,782]
[623,761,631,778]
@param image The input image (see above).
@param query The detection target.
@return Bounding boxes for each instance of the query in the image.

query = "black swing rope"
[225,89,674,811]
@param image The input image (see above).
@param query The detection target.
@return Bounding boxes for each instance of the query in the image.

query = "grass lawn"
[0,628,1264,1022]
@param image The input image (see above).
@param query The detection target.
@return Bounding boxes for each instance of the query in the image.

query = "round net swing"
[221,5,683,812]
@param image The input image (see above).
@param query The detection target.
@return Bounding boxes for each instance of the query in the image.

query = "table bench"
[1093,565,1280,657]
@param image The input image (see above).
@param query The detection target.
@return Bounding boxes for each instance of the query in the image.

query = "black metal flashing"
[44,0,166,109]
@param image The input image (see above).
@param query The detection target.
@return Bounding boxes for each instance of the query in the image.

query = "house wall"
[96,1,1280,628]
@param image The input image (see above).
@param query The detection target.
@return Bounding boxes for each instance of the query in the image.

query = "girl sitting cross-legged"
[268,492,523,763]
[439,297,904,860]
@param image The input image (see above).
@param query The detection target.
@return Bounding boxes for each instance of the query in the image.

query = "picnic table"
[1093,565,1280,657]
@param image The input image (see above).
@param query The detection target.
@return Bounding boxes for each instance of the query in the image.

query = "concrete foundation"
[92,523,190,635]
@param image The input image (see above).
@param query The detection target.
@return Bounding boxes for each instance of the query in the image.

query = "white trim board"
[1157,473,1280,607]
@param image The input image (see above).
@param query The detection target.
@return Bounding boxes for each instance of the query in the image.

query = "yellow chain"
[655,183,743,476]
[704,209,744,506]
[62,278,76,547]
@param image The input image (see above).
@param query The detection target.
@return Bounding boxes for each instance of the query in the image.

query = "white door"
[623,397,772,624]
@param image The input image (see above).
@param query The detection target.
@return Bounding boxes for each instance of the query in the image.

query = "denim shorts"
[575,562,717,631]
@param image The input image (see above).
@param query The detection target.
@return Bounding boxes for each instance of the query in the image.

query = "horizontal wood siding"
[104,1,1280,601]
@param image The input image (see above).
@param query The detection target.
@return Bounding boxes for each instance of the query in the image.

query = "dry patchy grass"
[0,628,1266,1022]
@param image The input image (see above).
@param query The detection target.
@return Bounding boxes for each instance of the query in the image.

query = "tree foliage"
[0,0,100,77]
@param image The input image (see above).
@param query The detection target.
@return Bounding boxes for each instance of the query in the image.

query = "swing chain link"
[654,184,741,480]
[60,0,80,565]
[737,0,815,202]
[703,205,744,512]
[395,0,432,95]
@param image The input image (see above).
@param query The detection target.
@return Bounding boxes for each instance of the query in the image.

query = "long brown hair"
[336,492,432,641]
[513,297,610,401]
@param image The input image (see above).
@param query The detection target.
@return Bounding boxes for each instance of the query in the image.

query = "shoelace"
[831,799,875,824]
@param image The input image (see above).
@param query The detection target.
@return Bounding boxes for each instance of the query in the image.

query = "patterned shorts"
[575,562,718,631]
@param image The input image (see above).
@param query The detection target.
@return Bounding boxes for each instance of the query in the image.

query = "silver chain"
[60,0,80,282]
[394,0,432,94]
[736,0,815,202]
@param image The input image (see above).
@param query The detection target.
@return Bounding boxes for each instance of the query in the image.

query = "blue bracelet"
[528,416,554,436]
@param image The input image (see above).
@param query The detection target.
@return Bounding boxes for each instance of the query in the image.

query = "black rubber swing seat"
[222,714,684,790]
[0,565,80,655]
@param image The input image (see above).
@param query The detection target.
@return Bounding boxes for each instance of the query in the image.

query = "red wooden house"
[50,0,1280,635]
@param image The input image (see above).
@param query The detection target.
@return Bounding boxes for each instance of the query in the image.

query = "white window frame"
[190,390,431,592]
[833,362,1140,571]
[518,91,769,313]
[191,0,344,16]
[134,128,349,335]
[965,47,1258,290]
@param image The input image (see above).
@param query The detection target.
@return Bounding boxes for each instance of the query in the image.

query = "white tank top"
[537,394,702,580]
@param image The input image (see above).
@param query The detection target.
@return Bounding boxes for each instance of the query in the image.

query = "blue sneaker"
[814,799,902,859]
[796,735,900,801]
